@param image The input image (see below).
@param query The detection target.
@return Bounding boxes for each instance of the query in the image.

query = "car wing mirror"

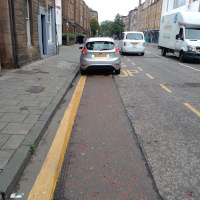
[79,47,83,49]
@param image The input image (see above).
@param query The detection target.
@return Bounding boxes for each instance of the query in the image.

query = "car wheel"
[141,52,144,56]
[161,48,166,56]
[179,51,185,62]
[115,69,120,75]
[81,69,86,75]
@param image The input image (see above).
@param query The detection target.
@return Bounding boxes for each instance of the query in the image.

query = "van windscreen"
[185,28,200,40]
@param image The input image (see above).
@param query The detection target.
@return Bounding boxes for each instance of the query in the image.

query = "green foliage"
[100,20,113,37]
[100,14,124,38]
[90,18,99,36]
[83,31,87,35]
[68,33,75,41]
[112,14,124,38]
[30,144,37,150]
[62,33,75,41]
[62,33,67,40]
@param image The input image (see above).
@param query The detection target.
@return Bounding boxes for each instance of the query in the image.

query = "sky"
[83,0,139,24]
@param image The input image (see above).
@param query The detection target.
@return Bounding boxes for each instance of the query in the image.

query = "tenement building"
[0,0,57,69]
[62,0,98,37]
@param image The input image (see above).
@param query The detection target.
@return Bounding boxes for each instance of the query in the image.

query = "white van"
[119,31,145,55]
[158,12,200,62]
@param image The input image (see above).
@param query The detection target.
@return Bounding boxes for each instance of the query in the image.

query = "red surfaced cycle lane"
[53,75,160,200]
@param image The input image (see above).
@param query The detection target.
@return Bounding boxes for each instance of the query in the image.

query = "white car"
[119,31,145,55]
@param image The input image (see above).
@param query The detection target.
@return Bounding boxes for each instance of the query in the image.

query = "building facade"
[62,0,97,37]
[0,0,57,69]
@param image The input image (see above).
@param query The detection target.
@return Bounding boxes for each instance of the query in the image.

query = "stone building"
[138,0,162,31]
[126,8,138,31]
[90,9,98,20]
[62,0,96,37]
[0,0,57,69]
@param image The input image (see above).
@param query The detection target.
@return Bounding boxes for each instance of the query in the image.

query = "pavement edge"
[0,66,80,200]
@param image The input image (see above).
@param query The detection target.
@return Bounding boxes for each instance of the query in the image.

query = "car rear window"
[126,33,143,40]
[86,41,115,50]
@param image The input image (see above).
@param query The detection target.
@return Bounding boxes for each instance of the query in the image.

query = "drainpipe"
[8,0,17,68]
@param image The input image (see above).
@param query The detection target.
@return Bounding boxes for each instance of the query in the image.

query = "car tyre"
[115,69,120,75]
[81,69,86,75]
[141,52,144,56]
[161,48,166,56]
[179,51,185,62]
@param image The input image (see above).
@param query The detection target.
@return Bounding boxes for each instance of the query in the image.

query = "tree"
[100,20,113,37]
[112,14,124,38]
[90,18,99,36]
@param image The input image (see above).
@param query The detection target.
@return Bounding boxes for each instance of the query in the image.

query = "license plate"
[131,43,138,47]
[94,54,108,58]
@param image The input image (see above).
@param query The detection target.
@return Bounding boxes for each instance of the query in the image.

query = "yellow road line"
[127,59,130,61]
[160,84,172,93]
[124,56,127,58]
[132,62,135,65]
[137,67,143,71]
[123,65,127,68]
[184,103,200,117]
[146,73,154,79]
[27,76,87,200]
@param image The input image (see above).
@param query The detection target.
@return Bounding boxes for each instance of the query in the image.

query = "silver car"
[79,37,121,75]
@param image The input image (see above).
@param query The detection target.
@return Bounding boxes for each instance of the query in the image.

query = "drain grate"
[26,86,45,93]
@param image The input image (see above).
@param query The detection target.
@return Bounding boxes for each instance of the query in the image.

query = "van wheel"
[115,69,120,75]
[179,51,185,62]
[161,48,166,56]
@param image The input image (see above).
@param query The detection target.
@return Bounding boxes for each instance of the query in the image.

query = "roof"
[86,37,114,43]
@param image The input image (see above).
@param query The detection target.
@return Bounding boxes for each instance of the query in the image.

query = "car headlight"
[187,45,196,52]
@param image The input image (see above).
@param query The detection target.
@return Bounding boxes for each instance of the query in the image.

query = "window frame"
[25,0,31,46]
[48,6,52,43]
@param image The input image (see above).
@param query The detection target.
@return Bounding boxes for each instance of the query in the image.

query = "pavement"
[0,44,82,200]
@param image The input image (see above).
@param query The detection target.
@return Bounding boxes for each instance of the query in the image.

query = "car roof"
[86,37,114,43]
[123,31,144,34]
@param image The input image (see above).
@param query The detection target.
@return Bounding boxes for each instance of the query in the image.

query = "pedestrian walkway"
[0,44,81,200]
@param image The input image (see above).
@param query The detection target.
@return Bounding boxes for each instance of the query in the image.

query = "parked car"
[79,37,121,75]
[119,31,145,55]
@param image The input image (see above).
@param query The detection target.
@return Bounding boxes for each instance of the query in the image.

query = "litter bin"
[78,35,86,44]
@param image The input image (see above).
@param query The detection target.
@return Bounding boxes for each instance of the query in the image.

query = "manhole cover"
[26,86,45,93]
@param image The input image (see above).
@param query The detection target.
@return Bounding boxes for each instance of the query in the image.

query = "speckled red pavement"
[53,75,160,200]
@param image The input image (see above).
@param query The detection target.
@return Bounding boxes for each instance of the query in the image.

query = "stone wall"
[0,1,14,68]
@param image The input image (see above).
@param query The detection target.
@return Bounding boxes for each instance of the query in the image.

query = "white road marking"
[179,63,200,72]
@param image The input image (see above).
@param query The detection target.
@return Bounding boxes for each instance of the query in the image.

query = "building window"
[25,0,31,46]
[174,0,186,9]
[48,6,52,42]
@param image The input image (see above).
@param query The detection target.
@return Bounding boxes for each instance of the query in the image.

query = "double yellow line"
[28,76,87,200]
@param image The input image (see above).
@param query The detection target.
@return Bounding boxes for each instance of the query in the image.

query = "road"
[9,44,200,200]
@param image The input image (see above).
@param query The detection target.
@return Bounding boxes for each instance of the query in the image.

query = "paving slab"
[0,44,81,200]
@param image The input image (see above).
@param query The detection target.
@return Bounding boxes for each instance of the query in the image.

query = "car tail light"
[82,46,87,55]
[115,46,119,55]
[143,42,145,47]
[124,42,126,46]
